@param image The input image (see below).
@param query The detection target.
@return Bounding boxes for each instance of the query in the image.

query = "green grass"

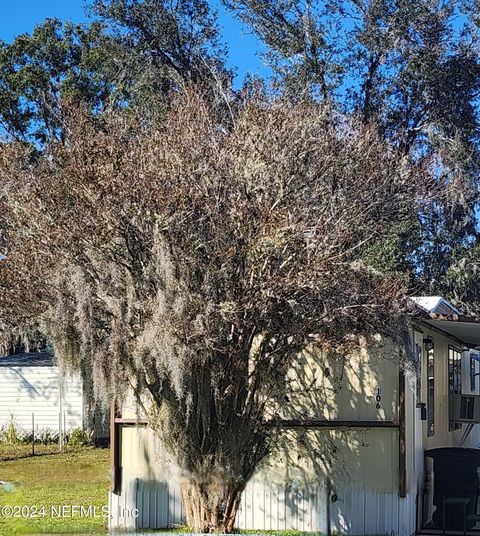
[0,443,60,462]
[0,447,322,535]
[0,447,110,535]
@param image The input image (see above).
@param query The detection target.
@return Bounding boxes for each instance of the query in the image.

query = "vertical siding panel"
[308,489,313,531]
[155,485,162,528]
[242,489,247,529]
[110,427,418,535]
[264,483,270,530]
[135,480,142,529]
[334,488,346,535]
[377,491,385,534]
[330,488,341,534]
[134,479,140,531]
[152,486,162,528]
[168,484,173,527]
[397,493,402,536]
[363,491,373,535]
[110,480,418,534]
[253,480,260,529]
[364,491,377,535]
[299,488,305,531]
[356,489,366,535]
[150,481,156,529]
[244,480,252,529]
[384,492,393,534]
[236,493,243,529]
[278,485,284,531]
[173,483,183,525]
[262,481,268,530]
[180,485,186,524]
[291,486,297,531]
[320,485,328,534]
[162,483,169,528]
[261,480,266,530]
[272,486,278,530]
[124,479,136,531]
[142,481,149,528]
[253,479,264,530]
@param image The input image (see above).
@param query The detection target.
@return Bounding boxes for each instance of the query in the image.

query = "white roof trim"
[410,296,462,316]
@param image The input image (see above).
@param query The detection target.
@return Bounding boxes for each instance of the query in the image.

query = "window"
[471,353,477,393]
[448,346,462,431]
[427,347,435,436]
[415,342,422,407]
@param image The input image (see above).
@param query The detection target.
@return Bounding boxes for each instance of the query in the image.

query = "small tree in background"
[1,92,438,531]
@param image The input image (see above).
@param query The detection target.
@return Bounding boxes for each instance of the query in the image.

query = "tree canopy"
[1,0,478,306]
[1,1,480,532]
[0,0,230,145]
[0,92,437,531]
[223,0,480,304]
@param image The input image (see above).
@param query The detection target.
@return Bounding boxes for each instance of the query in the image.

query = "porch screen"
[448,346,462,431]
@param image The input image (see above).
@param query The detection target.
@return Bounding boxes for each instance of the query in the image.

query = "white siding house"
[108,297,480,534]
[0,352,83,435]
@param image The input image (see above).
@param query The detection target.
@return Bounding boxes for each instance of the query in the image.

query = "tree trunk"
[181,477,244,533]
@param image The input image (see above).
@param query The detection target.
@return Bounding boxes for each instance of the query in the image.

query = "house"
[108,296,480,534]
[0,351,108,443]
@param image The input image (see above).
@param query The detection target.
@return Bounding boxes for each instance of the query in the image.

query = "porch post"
[399,369,407,497]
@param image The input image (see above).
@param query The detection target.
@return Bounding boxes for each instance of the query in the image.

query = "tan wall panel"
[281,341,399,422]
[260,428,398,493]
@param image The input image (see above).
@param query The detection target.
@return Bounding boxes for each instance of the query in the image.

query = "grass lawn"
[0,447,321,536]
[0,443,60,462]
[0,447,110,535]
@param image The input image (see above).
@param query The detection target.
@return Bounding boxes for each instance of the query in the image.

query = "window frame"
[448,345,462,431]
[415,341,422,407]
[427,346,435,436]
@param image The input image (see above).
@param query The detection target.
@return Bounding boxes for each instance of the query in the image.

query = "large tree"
[0,0,230,146]
[1,0,480,531]
[0,18,109,144]
[223,0,480,304]
[0,92,435,531]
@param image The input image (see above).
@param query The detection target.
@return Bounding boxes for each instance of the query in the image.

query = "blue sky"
[0,0,267,86]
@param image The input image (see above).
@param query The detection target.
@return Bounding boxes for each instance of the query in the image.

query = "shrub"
[4,415,20,444]
[67,428,93,449]
[35,427,59,445]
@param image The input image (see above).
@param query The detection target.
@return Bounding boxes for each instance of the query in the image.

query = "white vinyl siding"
[0,366,83,432]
